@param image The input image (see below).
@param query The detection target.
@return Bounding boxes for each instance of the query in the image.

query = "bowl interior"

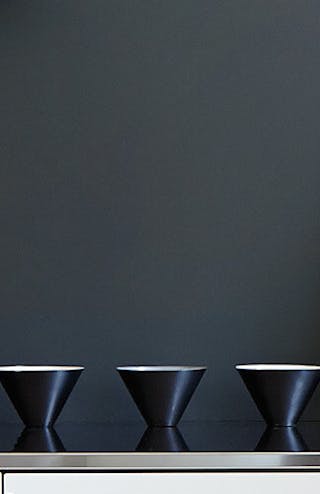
[0,366,84,372]
[117,365,206,372]
[236,364,320,371]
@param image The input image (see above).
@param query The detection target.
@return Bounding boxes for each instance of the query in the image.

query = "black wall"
[1,0,320,424]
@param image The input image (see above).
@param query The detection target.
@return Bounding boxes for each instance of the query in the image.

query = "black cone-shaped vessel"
[0,366,84,428]
[236,364,320,427]
[117,366,206,427]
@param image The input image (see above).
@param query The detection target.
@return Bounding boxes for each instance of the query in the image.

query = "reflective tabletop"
[1,421,320,470]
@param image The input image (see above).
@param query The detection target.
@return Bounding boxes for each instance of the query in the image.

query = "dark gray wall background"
[1,0,320,424]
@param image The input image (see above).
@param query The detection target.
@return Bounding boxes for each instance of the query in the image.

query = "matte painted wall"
[0,0,320,424]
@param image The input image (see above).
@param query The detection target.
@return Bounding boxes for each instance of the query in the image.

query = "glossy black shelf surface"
[1,421,320,453]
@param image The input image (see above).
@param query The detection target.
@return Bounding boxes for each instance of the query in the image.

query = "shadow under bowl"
[0,365,84,428]
[236,364,320,427]
[117,365,206,427]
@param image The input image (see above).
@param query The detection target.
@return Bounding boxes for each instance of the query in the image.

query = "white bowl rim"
[117,365,207,372]
[236,364,320,371]
[0,366,84,372]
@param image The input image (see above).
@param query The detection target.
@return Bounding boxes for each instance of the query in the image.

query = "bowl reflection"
[136,426,189,452]
[13,427,65,452]
[255,426,308,452]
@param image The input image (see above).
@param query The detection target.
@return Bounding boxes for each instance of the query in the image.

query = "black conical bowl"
[236,364,320,427]
[0,365,84,428]
[117,365,206,427]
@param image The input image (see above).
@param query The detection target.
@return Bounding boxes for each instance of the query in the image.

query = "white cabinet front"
[5,472,320,494]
